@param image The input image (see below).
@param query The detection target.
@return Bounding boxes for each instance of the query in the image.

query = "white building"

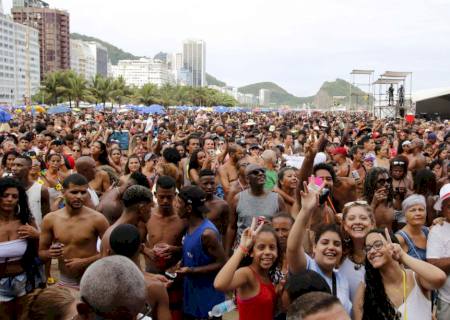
[183,39,205,87]
[111,58,173,87]
[259,89,271,106]
[208,85,258,106]
[0,12,40,105]
[70,39,109,80]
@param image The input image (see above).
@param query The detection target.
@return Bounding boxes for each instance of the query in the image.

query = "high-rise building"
[0,12,40,105]
[183,39,205,87]
[13,0,48,8]
[111,58,173,87]
[259,89,271,106]
[70,39,108,79]
[12,1,70,80]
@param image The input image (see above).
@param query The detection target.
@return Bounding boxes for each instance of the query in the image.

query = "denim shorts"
[0,273,27,302]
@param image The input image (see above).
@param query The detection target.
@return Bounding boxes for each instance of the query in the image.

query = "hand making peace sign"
[239,217,264,251]
[383,227,404,263]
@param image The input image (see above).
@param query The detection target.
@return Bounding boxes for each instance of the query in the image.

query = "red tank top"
[236,267,276,320]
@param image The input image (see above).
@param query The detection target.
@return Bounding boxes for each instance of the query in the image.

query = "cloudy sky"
[3,0,450,96]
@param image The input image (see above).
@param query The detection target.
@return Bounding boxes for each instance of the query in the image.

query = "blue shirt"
[182,219,225,317]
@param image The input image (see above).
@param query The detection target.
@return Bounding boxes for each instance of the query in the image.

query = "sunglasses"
[344,200,369,208]
[248,169,265,176]
[376,178,392,185]
[392,161,405,166]
[73,149,81,152]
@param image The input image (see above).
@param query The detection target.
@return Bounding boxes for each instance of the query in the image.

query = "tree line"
[32,71,238,108]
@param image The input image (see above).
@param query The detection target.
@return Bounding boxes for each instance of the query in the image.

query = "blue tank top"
[182,219,225,317]
[396,227,429,261]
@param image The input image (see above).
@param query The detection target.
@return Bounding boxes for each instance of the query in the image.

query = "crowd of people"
[0,109,449,320]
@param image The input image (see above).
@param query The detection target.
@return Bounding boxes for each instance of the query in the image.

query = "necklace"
[350,253,365,270]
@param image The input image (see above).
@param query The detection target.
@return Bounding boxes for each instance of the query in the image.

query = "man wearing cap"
[426,132,439,152]
[248,143,264,166]
[408,138,427,175]
[226,163,286,255]
[175,186,226,320]
[427,183,450,319]
[332,147,351,178]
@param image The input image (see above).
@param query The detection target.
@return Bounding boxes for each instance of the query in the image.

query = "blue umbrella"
[0,109,12,123]
[47,105,71,115]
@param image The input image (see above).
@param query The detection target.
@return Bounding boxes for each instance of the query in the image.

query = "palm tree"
[111,76,132,107]
[41,71,66,105]
[90,75,113,106]
[64,72,89,108]
[136,83,160,105]
[159,83,175,107]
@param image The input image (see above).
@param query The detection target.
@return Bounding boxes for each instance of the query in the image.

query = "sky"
[3,0,450,96]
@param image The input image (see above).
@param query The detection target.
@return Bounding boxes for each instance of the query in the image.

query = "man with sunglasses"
[226,163,286,255]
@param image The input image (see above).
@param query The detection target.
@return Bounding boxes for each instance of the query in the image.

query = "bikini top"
[0,239,28,263]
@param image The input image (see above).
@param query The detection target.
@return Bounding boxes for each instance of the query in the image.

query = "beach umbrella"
[0,110,12,123]
[47,105,70,115]
[34,105,46,113]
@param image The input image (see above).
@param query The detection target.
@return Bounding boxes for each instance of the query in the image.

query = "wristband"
[239,245,249,255]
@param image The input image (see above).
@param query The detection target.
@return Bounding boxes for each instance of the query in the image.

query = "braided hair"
[362,228,401,320]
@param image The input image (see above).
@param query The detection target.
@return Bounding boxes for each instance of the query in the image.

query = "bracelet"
[239,245,249,255]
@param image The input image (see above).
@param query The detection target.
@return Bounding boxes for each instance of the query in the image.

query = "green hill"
[71,33,139,64]
[239,82,313,105]
[206,74,226,87]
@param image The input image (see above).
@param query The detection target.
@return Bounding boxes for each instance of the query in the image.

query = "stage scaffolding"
[349,69,374,113]
[373,71,412,118]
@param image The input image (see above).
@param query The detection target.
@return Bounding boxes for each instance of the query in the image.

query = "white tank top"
[26,182,43,229]
[397,272,431,320]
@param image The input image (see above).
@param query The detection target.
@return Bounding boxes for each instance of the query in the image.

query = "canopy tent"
[47,105,71,115]
[412,87,450,119]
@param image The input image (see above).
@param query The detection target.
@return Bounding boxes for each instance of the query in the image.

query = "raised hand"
[384,228,403,262]
[239,217,264,251]
[300,179,323,213]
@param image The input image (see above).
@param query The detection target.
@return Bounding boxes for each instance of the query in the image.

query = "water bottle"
[208,299,236,318]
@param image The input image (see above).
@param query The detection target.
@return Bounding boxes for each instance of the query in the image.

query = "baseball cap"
[178,186,209,214]
[402,140,411,147]
[249,143,263,150]
[434,183,450,211]
[331,147,347,156]
[428,132,437,141]
[244,164,266,176]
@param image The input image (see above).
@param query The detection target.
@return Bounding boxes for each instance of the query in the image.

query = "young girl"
[214,217,280,320]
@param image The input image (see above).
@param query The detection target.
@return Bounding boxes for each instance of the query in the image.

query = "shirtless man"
[39,173,109,289]
[408,138,427,175]
[144,176,186,274]
[75,156,110,206]
[218,144,245,195]
[197,169,229,238]
[331,147,351,178]
[100,185,153,257]
[97,172,150,224]
[349,145,367,199]
[180,134,200,186]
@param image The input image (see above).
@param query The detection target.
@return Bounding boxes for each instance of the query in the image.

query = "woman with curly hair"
[353,228,446,320]
[363,167,395,230]
[1,150,20,177]
[0,178,42,319]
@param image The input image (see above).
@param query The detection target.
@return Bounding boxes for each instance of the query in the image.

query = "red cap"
[332,147,347,156]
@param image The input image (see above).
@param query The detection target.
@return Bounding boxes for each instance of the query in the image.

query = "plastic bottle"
[208,299,236,318]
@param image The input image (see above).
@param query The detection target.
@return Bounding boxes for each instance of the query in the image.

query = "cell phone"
[165,271,177,279]
[309,176,324,187]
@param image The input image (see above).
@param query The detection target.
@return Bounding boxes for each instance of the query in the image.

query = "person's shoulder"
[429,222,450,235]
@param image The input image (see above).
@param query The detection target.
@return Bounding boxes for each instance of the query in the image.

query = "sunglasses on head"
[344,200,369,208]
[392,161,405,166]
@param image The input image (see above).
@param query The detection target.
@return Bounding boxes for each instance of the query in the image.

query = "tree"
[90,75,113,106]
[40,71,66,105]
[136,83,161,105]
[111,76,132,107]
[64,72,90,108]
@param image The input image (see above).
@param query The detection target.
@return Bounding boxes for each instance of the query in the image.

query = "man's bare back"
[205,196,229,238]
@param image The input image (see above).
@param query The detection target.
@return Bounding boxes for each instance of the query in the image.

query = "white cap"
[402,140,411,147]
[434,183,450,211]
[313,152,327,166]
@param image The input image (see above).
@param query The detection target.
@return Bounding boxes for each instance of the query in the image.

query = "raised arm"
[287,181,321,274]
[214,218,262,292]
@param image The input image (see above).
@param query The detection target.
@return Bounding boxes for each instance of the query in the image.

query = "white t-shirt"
[339,257,365,303]
[305,254,353,315]
[426,221,450,303]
